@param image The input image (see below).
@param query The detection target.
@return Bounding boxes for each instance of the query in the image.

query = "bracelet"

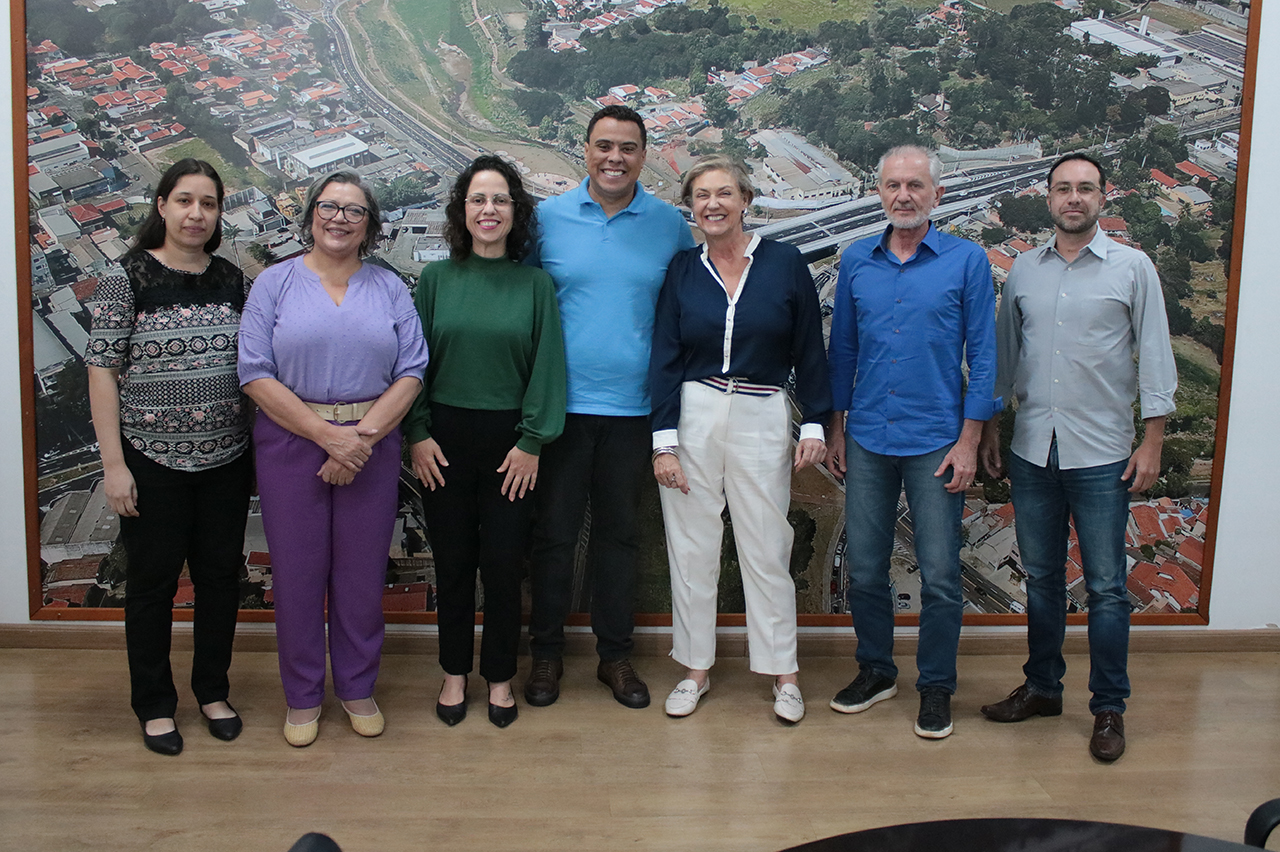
[652,447,678,463]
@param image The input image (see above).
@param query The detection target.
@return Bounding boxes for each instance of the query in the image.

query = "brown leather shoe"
[980,684,1063,722]
[1090,710,1126,761]
[597,659,650,708]
[523,658,563,707]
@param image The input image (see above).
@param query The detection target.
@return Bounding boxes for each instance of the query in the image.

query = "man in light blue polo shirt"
[524,105,696,709]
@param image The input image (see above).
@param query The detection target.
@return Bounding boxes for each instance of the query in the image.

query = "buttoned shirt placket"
[699,233,760,374]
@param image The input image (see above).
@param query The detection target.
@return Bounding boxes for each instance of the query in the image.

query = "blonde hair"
[680,154,754,208]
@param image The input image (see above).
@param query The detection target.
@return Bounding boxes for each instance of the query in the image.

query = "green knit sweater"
[403,253,567,455]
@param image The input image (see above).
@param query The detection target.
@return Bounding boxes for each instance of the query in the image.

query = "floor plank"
[0,648,1277,852]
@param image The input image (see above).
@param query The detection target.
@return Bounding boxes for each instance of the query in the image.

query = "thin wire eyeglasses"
[465,194,513,208]
[316,200,369,223]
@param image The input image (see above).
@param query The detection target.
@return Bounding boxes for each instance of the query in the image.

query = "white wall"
[2,13,1278,628]
[1,19,32,623]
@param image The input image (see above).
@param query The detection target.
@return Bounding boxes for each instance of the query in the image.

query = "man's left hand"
[1123,441,1162,493]
[935,437,979,494]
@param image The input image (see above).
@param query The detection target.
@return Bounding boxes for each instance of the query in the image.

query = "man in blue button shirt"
[523,105,696,709]
[825,145,1000,739]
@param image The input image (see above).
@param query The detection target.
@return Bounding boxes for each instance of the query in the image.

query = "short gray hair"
[680,153,755,208]
[876,145,943,188]
[299,170,382,257]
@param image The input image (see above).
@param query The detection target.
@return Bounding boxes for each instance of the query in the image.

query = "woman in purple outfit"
[239,171,428,747]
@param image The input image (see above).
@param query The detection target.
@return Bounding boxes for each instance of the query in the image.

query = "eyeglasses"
[316,200,369,223]
[465,194,512,208]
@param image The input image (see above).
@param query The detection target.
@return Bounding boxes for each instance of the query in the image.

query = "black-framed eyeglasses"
[316,200,369,223]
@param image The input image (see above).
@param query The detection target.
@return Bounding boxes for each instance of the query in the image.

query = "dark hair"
[299,170,382,257]
[1047,152,1107,189]
[587,104,647,149]
[443,155,537,262]
[128,158,225,255]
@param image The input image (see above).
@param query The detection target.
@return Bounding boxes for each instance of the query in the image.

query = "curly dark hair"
[299,171,382,257]
[443,155,537,262]
[128,158,225,256]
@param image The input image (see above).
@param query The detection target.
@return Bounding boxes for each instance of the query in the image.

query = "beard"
[1052,208,1099,234]
[887,207,930,230]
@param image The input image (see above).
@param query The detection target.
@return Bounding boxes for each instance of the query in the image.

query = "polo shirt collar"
[577,177,649,216]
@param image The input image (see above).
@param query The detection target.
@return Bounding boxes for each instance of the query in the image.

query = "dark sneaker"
[914,687,953,739]
[980,684,1063,723]
[1089,710,1125,761]
[597,659,650,708]
[829,668,898,714]
[523,658,564,707]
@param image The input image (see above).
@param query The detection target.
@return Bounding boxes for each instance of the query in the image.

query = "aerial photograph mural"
[25,0,1244,620]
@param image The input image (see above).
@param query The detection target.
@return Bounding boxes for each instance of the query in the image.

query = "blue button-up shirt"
[530,179,695,416]
[829,222,1001,456]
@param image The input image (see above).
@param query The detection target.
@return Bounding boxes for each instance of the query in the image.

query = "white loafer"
[773,682,805,723]
[664,678,710,717]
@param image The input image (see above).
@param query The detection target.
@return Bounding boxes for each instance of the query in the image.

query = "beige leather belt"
[303,400,375,423]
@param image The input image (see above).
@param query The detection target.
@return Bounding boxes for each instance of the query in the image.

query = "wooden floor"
[1,645,1278,852]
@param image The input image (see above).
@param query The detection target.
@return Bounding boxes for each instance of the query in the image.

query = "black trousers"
[422,404,532,683]
[528,413,650,662]
[119,443,252,722]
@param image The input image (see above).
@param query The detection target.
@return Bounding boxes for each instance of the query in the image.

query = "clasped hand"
[317,423,378,485]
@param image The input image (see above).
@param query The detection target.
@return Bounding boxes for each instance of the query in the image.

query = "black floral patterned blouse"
[85,251,252,471]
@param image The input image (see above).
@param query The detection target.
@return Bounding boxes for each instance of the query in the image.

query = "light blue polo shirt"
[531,178,695,416]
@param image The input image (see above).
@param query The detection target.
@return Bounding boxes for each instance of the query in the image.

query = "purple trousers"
[254,411,400,707]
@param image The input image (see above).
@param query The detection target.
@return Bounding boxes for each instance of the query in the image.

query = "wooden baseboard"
[3,623,1278,655]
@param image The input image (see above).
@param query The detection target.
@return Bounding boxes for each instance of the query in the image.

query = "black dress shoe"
[980,684,1063,723]
[488,700,518,728]
[436,676,468,726]
[141,721,183,756]
[202,703,243,741]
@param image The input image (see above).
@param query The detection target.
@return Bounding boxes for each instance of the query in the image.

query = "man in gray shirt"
[977,153,1177,761]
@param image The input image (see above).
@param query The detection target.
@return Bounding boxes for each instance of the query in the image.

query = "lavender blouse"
[238,255,428,404]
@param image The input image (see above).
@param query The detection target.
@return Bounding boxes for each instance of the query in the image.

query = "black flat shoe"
[202,703,243,741]
[436,676,468,726]
[140,721,183,756]
[488,701,518,728]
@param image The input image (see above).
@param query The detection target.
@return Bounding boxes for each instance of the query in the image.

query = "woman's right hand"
[321,423,375,472]
[411,438,449,490]
[653,453,689,495]
[318,456,356,486]
[103,464,139,517]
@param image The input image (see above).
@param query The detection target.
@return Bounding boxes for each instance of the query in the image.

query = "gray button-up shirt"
[994,227,1177,470]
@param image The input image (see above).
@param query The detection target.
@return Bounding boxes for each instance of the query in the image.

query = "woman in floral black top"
[86,159,252,756]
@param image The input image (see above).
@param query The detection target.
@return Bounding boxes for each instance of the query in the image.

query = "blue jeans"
[1009,444,1132,714]
[844,438,964,693]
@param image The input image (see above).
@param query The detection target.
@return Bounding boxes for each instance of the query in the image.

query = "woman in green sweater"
[405,155,567,728]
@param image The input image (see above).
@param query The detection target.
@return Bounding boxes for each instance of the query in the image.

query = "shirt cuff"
[652,429,679,450]
[1140,391,1177,419]
[963,395,1003,421]
[799,422,825,442]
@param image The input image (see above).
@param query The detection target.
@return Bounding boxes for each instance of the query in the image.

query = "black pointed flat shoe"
[202,703,243,741]
[141,721,183,756]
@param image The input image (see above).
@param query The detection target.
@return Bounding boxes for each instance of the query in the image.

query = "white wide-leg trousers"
[660,381,799,675]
